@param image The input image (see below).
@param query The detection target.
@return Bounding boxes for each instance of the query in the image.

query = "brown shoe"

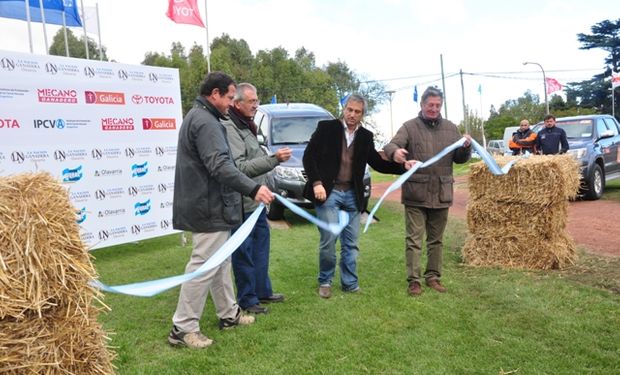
[318,284,331,299]
[408,281,422,296]
[426,279,446,293]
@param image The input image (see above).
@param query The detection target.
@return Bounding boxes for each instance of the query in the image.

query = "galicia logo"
[76,207,87,224]
[85,90,125,105]
[62,165,83,182]
[45,62,58,75]
[84,66,95,78]
[131,162,148,177]
[1,57,15,71]
[142,118,176,130]
[134,199,151,216]
[11,151,25,164]
[118,69,128,80]
[148,72,158,82]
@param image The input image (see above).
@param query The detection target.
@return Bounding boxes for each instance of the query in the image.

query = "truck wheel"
[584,164,604,200]
[266,200,285,220]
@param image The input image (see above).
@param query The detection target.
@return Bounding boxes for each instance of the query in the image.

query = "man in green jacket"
[222,83,291,314]
[383,87,471,297]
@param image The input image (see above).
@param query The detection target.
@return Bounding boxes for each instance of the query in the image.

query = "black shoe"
[244,304,269,314]
[259,293,285,304]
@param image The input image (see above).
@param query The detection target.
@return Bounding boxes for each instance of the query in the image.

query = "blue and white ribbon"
[363,137,518,232]
[91,194,349,297]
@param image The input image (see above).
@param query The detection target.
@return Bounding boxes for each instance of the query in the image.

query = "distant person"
[222,83,292,314]
[508,119,537,155]
[536,114,569,155]
[302,93,406,299]
[383,87,471,297]
[168,72,273,349]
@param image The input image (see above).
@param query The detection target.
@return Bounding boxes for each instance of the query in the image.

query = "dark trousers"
[404,206,449,283]
[231,209,273,309]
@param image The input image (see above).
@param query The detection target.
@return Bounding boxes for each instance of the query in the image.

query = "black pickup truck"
[534,114,620,200]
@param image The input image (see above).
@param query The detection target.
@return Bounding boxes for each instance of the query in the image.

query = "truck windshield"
[556,120,593,139]
[271,116,331,144]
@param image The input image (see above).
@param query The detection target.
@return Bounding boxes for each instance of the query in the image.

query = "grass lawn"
[93,200,619,374]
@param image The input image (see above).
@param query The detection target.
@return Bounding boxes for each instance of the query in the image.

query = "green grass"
[371,158,477,183]
[603,179,620,201]
[93,201,620,374]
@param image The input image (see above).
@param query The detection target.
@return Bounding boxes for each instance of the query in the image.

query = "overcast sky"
[0,0,614,139]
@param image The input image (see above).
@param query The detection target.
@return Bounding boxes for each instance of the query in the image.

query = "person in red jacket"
[509,119,537,155]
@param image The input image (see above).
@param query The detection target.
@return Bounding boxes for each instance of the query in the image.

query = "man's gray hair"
[343,93,367,115]
[421,86,443,104]
[234,82,257,102]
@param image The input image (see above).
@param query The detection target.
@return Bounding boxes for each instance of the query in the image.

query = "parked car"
[486,139,505,155]
[254,103,372,220]
[502,126,519,155]
[532,114,620,200]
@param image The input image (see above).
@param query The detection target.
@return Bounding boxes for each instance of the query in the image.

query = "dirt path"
[371,177,620,257]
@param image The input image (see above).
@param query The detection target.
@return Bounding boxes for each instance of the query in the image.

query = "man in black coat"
[536,114,569,155]
[303,93,406,298]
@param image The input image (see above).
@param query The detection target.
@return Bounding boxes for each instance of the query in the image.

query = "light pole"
[386,90,395,138]
[523,61,549,115]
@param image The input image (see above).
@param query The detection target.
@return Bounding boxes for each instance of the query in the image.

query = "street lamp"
[386,90,395,138]
[523,61,549,115]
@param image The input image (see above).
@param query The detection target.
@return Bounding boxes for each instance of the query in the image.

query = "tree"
[458,106,485,144]
[49,28,107,60]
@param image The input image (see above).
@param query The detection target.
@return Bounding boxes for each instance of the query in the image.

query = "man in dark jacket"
[168,72,273,349]
[222,83,292,315]
[536,114,569,155]
[383,87,471,297]
[303,93,405,298]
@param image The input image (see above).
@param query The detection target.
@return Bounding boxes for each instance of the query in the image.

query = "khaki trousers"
[172,231,238,333]
[404,206,449,284]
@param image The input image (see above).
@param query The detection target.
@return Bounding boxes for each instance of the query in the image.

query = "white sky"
[0,0,614,139]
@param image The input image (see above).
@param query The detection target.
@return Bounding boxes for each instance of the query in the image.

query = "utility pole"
[460,69,468,133]
[440,54,447,118]
[523,61,548,114]
[386,90,395,138]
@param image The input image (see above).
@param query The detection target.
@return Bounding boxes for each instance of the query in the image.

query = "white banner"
[0,50,181,250]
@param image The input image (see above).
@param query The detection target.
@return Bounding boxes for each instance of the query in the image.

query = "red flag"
[612,72,620,89]
[545,77,563,94]
[166,0,205,28]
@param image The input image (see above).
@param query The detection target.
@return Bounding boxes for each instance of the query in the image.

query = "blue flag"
[339,93,349,107]
[270,94,277,104]
[0,0,82,26]
[413,86,418,103]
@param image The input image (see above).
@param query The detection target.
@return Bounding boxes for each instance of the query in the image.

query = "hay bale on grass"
[0,172,115,374]
[463,155,580,270]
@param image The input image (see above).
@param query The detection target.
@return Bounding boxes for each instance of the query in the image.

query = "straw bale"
[0,173,98,319]
[469,155,580,205]
[467,200,568,237]
[462,233,577,270]
[0,303,115,374]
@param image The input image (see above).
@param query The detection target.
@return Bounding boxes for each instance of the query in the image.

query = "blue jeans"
[315,189,361,291]
[231,210,273,309]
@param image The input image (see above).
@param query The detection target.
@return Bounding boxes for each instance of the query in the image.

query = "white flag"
[612,72,620,89]
[79,5,99,35]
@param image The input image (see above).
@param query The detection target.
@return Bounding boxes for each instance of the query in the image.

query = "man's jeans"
[232,209,273,309]
[315,189,361,291]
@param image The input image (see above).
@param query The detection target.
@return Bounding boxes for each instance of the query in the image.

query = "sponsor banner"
[0,50,181,249]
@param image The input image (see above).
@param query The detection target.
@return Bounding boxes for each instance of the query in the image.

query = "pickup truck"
[533,114,620,200]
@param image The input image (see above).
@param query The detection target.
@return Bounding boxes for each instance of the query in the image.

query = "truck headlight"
[567,148,587,160]
[274,166,305,181]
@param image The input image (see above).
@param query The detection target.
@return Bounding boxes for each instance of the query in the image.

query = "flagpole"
[62,13,69,56]
[95,3,103,60]
[204,0,211,72]
[38,0,49,54]
[23,0,34,53]
[80,0,89,59]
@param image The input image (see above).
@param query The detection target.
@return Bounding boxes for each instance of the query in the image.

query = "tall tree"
[49,27,107,60]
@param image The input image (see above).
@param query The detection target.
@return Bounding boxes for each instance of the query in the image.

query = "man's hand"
[462,134,472,148]
[393,148,409,163]
[404,160,420,170]
[313,184,327,202]
[275,147,292,162]
[254,185,274,204]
